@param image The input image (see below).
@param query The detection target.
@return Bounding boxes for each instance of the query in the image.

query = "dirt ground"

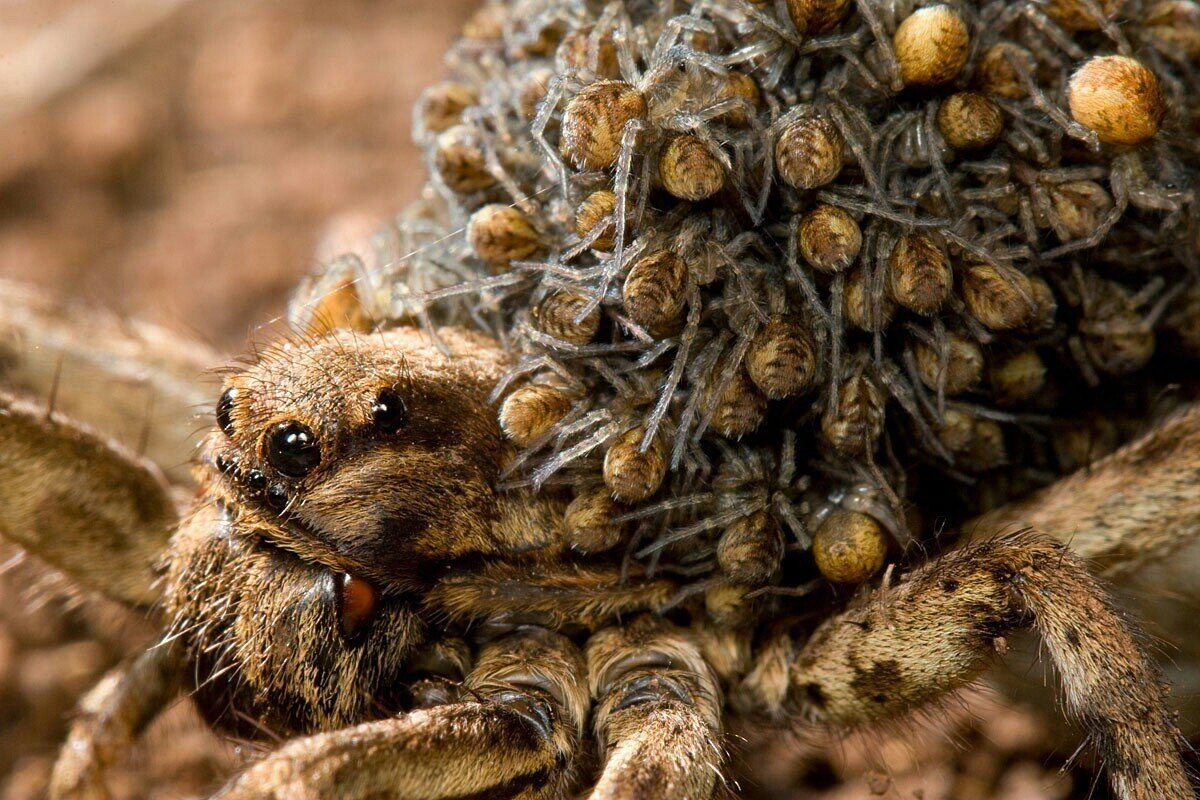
[0,0,476,353]
[0,1,476,796]
[0,1,1173,798]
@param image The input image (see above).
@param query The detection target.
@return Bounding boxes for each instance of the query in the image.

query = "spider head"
[201,326,511,587]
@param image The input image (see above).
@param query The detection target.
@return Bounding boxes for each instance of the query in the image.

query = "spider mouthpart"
[336,572,380,644]
[371,388,409,434]
[564,488,625,554]
[216,386,237,437]
[264,420,321,478]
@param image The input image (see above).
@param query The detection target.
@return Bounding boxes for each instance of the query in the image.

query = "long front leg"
[50,642,185,800]
[0,279,221,485]
[970,402,1200,738]
[735,533,1192,800]
[970,402,1200,578]
[213,629,589,800]
[0,391,177,606]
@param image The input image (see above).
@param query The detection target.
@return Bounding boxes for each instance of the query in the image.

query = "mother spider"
[5,0,1200,792]
[0,291,1193,800]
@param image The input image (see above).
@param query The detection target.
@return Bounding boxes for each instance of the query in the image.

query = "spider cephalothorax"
[161,328,586,737]
[200,327,514,587]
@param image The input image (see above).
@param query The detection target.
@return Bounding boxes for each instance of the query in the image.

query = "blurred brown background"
[0,0,475,353]
[0,1,473,795]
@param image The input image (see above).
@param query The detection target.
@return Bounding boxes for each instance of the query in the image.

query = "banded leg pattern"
[586,616,725,800]
[213,629,588,800]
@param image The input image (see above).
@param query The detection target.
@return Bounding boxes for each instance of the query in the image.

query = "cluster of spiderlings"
[290,0,1200,612]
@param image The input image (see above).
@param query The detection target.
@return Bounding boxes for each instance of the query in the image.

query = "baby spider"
[0,285,1193,800]
[1063,268,1179,385]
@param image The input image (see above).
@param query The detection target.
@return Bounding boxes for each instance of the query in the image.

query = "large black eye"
[372,388,408,434]
[265,421,321,478]
[216,387,237,436]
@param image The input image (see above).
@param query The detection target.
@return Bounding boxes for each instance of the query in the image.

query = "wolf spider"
[0,282,1194,800]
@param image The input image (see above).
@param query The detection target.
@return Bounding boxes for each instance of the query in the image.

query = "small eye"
[266,484,289,511]
[245,469,267,492]
[264,421,321,478]
[371,388,408,434]
[216,387,238,436]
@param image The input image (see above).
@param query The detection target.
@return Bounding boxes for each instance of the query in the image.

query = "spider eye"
[264,421,321,478]
[371,388,408,434]
[216,387,238,437]
[245,469,267,492]
[266,484,289,512]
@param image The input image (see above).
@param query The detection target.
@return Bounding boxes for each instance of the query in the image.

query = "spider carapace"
[4,324,1186,800]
